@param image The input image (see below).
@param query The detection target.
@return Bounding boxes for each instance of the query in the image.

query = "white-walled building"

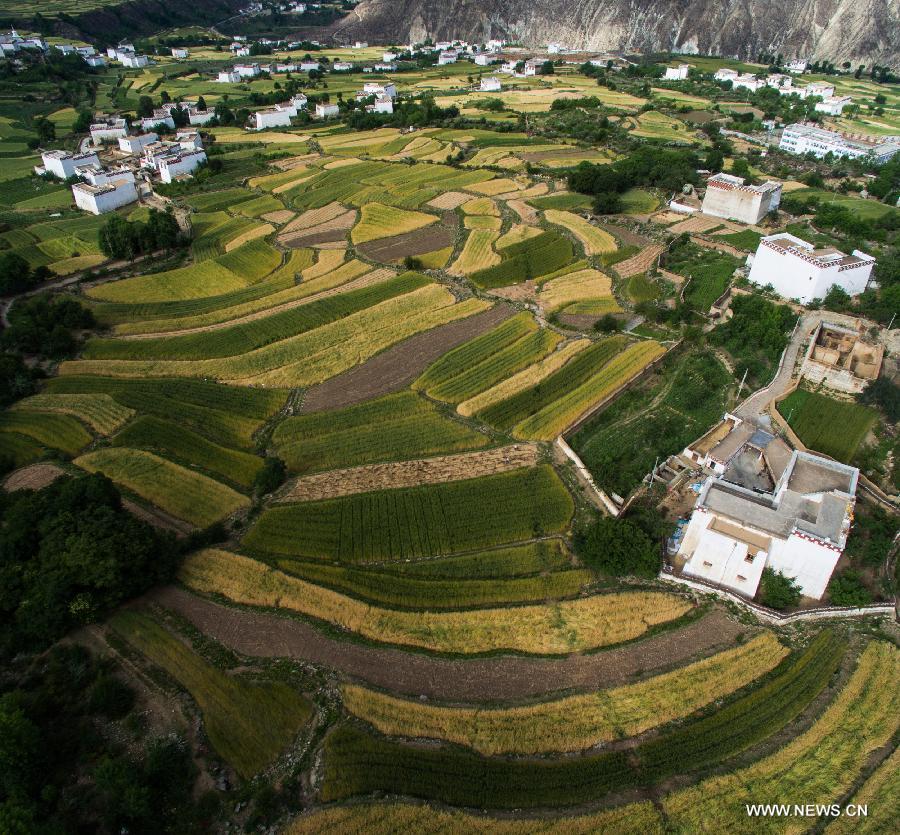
[89,118,129,143]
[85,54,106,68]
[139,110,176,131]
[805,81,835,99]
[474,54,496,66]
[766,73,792,90]
[299,60,321,72]
[664,64,690,81]
[732,73,765,92]
[120,52,149,69]
[188,108,215,126]
[714,68,739,83]
[75,164,135,187]
[382,51,397,63]
[779,123,900,163]
[72,178,138,214]
[814,95,852,115]
[314,103,339,119]
[171,47,189,59]
[480,76,502,92]
[701,173,782,224]
[352,41,368,49]
[217,70,241,83]
[40,150,101,180]
[254,107,293,130]
[360,81,396,100]
[118,132,158,154]
[158,149,207,183]
[747,232,875,304]
[332,60,353,71]
[278,94,308,116]
[437,50,458,65]
[678,437,857,602]
[787,58,808,73]
[234,63,261,77]
[176,131,203,150]
[141,141,179,170]
[366,96,394,114]
[523,58,545,76]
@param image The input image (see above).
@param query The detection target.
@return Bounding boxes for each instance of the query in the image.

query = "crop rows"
[470,230,574,289]
[351,203,438,244]
[82,273,429,361]
[76,448,250,527]
[0,410,92,456]
[273,391,490,475]
[244,465,574,562]
[112,416,263,489]
[543,210,618,255]
[45,376,286,449]
[180,549,691,654]
[539,268,621,315]
[382,540,571,579]
[478,337,628,430]
[276,558,592,609]
[319,631,846,808]
[664,640,899,831]
[452,229,501,274]
[10,393,134,436]
[64,288,489,387]
[514,341,665,439]
[341,632,787,755]
[781,388,878,462]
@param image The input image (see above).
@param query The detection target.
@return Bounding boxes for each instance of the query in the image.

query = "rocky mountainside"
[330,0,899,65]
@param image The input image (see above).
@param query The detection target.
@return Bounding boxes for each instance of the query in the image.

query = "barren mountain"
[330,0,899,65]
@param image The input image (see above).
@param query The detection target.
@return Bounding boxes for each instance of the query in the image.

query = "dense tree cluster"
[0,645,209,834]
[98,209,182,260]
[574,514,660,578]
[758,567,801,609]
[567,146,701,207]
[344,95,460,131]
[0,253,51,296]
[2,294,95,359]
[0,474,181,657]
[709,294,795,385]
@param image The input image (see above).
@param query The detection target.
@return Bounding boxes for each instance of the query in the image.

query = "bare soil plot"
[356,213,457,262]
[151,586,751,702]
[598,222,652,248]
[668,215,722,234]
[507,198,539,225]
[651,210,687,225]
[488,280,537,304]
[615,243,665,278]
[121,498,193,537]
[427,191,472,210]
[278,209,356,248]
[300,304,516,412]
[3,462,65,492]
[280,444,539,502]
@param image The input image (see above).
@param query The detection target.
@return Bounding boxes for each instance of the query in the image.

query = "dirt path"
[300,303,516,412]
[279,444,539,503]
[117,268,395,340]
[150,586,752,702]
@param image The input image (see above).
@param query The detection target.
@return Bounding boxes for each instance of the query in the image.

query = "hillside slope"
[330,0,899,65]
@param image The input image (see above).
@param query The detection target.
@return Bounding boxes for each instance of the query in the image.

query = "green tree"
[575,515,660,578]
[827,569,872,606]
[758,567,801,609]
[137,95,154,117]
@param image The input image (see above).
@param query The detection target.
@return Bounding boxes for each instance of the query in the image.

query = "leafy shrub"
[575,515,659,578]
[827,570,873,607]
[759,567,802,610]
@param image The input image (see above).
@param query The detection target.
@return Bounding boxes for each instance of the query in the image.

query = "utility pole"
[888,312,896,330]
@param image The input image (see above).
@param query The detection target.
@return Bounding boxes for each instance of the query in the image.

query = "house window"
[702,561,713,568]
[737,574,747,582]
[744,554,755,563]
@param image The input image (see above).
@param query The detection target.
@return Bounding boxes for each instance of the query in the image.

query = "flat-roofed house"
[701,173,782,224]
[158,149,207,183]
[678,433,858,601]
[814,95,852,116]
[664,64,690,80]
[118,132,158,154]
[41,149,101,180]
[72,178,138,214]
[90,118,129,143]
[480,76,501,92]
[747,232,875,304]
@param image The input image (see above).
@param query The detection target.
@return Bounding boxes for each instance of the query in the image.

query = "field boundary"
[659,569,896,624]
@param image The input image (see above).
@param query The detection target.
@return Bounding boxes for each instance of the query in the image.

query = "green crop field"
[112,416,264,489]
[781,388,878,462]
[0,410,93,456]
[244,465,574,562]
[76,448,250,527]
[276,558,592,609]
[273,391,490,474]
[11,393,135,435]
[110,610,312,778]
[469,230,574,289]
[415,313,562,403]
[82,273,430,362]
[45,376,286,449]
